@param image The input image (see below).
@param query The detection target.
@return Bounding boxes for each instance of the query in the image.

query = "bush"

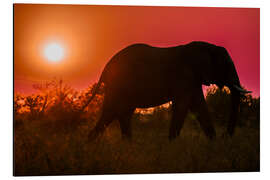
[205,85,260,128]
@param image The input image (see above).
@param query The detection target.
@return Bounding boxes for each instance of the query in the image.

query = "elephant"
[83,41,251,141]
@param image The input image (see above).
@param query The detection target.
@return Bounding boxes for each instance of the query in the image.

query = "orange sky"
[14,4,260,96]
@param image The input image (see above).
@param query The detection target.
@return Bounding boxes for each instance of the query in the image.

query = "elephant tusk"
[233,85,252,94]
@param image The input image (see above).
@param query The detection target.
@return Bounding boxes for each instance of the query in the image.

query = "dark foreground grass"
[14,82,260,175]
[14,112,259,176]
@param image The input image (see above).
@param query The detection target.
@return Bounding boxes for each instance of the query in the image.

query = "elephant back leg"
[88,95,117,141]
[169,96,190,141]
[190,88,216,139]
[117,107,135,140]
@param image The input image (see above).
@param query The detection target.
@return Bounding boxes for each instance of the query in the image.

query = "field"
[14,80,260,176]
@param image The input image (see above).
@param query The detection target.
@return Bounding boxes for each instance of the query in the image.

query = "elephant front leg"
[169,100,189,141]
[190,88,216,140]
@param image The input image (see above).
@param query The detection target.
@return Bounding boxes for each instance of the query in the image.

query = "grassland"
[14,80,260,176]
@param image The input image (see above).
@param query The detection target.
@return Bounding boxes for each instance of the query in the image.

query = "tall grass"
[14,81,260,176]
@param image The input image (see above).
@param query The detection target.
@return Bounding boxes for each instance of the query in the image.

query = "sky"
[14,4,260,97]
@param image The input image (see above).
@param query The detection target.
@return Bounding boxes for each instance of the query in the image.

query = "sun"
[43,42,65,62]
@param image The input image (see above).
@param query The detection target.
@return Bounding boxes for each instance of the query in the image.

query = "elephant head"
[190,41,251,136]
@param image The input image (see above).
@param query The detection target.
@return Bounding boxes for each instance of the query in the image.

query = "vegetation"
[14,80,260,176]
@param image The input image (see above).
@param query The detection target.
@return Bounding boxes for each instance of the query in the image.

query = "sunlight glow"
[43,42,65,62]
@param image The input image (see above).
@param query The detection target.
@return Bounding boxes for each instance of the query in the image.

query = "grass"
[14,109,259,176]
[13,81,260,176]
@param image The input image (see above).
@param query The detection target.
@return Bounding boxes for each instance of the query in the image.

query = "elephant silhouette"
[82,41,251,141]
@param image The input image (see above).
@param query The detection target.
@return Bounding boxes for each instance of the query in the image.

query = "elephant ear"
[199,47,219,86]
[189,50,213,86]
[207,45,228,85]
[201,71,211,86]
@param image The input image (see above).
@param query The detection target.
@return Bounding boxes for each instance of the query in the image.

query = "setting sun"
[13,4,260,176]
[14,4,260,96]
[43,42,65,62]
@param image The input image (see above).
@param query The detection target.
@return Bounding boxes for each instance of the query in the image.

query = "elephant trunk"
[227,88,240,136]
[226,65,251,136]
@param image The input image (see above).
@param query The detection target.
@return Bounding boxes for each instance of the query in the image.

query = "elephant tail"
[80,76,104,112]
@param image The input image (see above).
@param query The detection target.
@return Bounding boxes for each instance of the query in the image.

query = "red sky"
[14,4,260,97]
